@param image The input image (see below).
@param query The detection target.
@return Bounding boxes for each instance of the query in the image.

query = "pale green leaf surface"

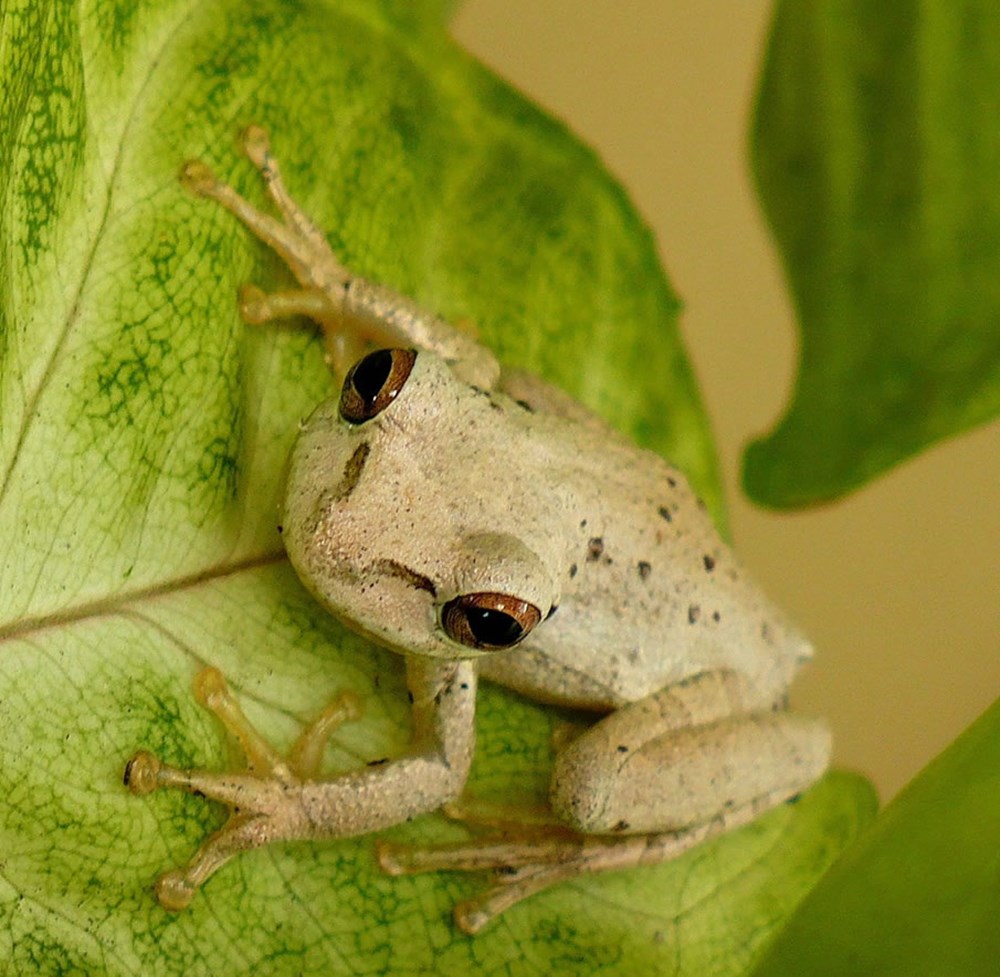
[747,0,1000,507]
[750,696,1000,977]
[1,1,872,973]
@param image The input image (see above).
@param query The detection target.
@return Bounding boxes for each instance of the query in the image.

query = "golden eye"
[441,592,542,650]
[338,348,417,423]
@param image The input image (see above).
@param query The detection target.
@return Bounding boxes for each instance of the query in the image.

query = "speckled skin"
[286,350,812,711]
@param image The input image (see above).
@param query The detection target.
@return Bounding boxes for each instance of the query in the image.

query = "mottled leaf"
[0,0,871,973]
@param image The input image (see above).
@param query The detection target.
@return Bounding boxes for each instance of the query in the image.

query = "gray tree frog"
[125,127,829,934]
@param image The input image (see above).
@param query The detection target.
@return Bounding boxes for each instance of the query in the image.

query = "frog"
[124,126,830,934]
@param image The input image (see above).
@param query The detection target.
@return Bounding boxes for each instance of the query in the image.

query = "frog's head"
[281,348,561,660]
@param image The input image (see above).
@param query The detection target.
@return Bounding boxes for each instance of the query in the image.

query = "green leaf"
[750,696,1000,977]
[0,0,870,972]
[746,0,1000,507]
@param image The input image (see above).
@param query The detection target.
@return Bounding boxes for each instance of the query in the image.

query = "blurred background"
[453,0,1000,801]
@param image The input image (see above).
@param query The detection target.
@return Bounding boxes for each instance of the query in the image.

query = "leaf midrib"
[0,548,286,646]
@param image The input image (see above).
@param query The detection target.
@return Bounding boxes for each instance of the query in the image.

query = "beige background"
[453,0,1000,801]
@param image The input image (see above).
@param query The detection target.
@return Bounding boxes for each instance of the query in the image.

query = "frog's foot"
[180,127,374,376]
[124,667,361,910]
[181,126,342,286]
[376,792,780,934]
[181,126,502,389]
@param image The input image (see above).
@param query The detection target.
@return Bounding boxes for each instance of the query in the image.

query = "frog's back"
[481,405,813,711]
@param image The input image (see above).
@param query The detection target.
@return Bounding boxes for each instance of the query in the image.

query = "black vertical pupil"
[467,608,523,647]
[351,349,393,407]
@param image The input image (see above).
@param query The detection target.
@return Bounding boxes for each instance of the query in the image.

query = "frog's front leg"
[125,656,476,910]
[181,126,499,388]
[379,670,829,933]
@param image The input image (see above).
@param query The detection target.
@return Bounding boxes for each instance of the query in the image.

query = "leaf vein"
[0,549,286,646]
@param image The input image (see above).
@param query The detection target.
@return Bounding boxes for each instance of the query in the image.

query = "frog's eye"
[441,593,542,650]
[339,348,417,424]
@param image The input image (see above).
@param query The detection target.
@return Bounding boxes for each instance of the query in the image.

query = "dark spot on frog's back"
[587,537,604,561]
[331,442,370,501]
[637,560,652,581]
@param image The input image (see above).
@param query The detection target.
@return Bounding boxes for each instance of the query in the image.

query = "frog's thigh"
[550,671,830,835]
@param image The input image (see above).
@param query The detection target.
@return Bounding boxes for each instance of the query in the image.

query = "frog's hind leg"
[548,677,829,838]
[377,781,793,934]
[377,670,829,934]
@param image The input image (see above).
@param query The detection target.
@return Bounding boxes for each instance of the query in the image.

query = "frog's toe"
[145,809,286,911]
[123,750,162,795]
[376,827,577,877]
[240,124,271,167]
[378,832,602,934]
[178,159,218,195]
[155,871,197,912]
[237,283,271,323]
